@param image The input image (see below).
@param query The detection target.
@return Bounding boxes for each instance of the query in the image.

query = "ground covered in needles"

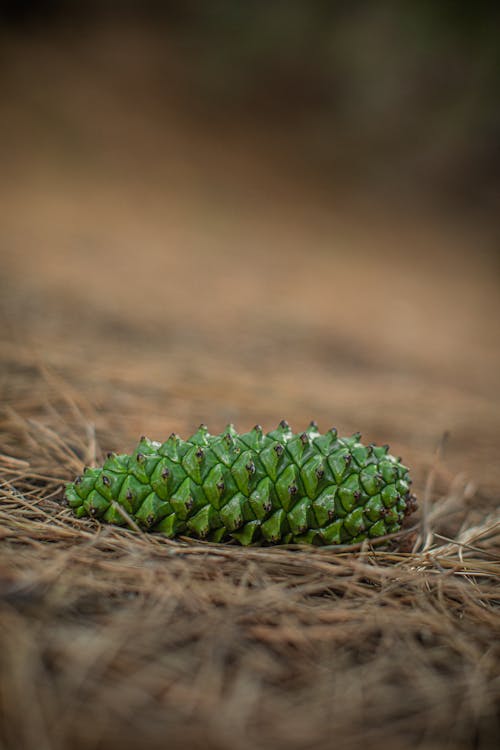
[1,333,499,750]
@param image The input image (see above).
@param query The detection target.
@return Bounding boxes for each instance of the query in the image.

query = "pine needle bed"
[1,355,498,750]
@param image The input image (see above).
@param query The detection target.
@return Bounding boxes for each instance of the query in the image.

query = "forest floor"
[1,26,499,750]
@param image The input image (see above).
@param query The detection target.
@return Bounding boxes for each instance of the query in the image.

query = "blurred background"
[1,1,499,493]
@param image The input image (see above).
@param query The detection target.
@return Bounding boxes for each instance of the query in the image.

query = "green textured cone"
[65,422,417,546]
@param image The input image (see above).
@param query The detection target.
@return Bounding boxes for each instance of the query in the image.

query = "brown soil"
[1,26,499,750]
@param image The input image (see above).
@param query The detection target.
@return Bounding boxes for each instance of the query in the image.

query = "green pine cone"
[65,422,417,546]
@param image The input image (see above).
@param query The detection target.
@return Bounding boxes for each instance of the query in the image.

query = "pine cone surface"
[65,423,416,545]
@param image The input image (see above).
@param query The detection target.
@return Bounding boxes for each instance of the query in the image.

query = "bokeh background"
[1,1,500,488]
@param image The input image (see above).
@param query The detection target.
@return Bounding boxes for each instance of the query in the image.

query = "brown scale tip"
[126,489,133,500]
[288,484,298,495]
[309,420,318,429]
[216,481,225,492]
[274,443,284,456]
[279,419,289,429]
[315,468,325,479]
[195,448,204,459]
[161,468,170,479]
[300,432,309,445]
[254,424,262,432]
[246,461,256,474]
[106,451,114,459]
[136,452,145,463]
[102,475,111,486]
[74,476,82,485]
[404,494,418,517]
[344,453,352,463]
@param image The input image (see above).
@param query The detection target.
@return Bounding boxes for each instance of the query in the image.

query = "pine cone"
[65,422,417,546]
